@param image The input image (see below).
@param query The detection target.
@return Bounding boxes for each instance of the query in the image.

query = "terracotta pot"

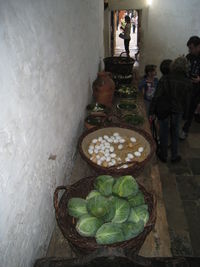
[93,71,115,107]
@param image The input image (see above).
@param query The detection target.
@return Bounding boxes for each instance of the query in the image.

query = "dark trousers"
[124,39,130,56]
[132,24,136,33]
[159,114,181,160]
[183,90,200,133]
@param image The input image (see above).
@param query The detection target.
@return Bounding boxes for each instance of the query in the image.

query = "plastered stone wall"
[0,1,103,266]
[141,0,200,75]
[106,0,200,76]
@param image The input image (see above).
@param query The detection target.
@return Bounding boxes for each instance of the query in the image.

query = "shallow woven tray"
[78,125,156,176]
[54,176,157,256]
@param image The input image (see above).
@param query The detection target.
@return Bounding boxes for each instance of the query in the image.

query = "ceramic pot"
[93,72,115,107]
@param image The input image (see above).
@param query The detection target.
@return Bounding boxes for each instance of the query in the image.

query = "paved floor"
[115,28,138,58]
[158,119,200,256]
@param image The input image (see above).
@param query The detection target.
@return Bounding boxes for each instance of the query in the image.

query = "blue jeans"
[159,114,181,160]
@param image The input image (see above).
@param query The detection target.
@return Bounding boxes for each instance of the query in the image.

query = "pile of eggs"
[87,132,145,169]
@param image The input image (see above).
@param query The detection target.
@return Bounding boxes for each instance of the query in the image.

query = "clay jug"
[92,71,115,107]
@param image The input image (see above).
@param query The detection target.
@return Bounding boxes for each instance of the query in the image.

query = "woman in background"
[120,15,131,57]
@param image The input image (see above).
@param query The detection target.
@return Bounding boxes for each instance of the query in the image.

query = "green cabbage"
[87,195,110,218]
[128,191,145,207]
[67,198,88,218]
[128,206,149,225]
[111,197,130,224]
[96,223,124,244]
[86,190,101,200]
[122,221,144,240]
[76,214,103,237]
[112,176,139,198]
[94,175,114,196]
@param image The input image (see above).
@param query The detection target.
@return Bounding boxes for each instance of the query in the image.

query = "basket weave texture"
[104,57,135,75]
[54,176,157,256]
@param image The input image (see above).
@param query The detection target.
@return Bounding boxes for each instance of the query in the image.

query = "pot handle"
[54,186,68,217]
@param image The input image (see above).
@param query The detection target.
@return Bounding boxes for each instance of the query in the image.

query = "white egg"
[111,159,116,165]
[105,149,110,154]
[108,162,114,167]
[89,145,94,150]
[123,164,128,169]
[94,149,99,154]
[113,132,119,137]
[102,140,106,144]
[125,157,131,162]
[104,135,109,140]
[110,146,114,153]
[113,139,119,144]
[92,139,98,144]
[134,151,141,157]
[105,142,110,148]
[98,137,103,142]
[119,139,125,144]
[127,153,134,159]
[101,156,106,161]
[96,155,100,160]
[106,156,111,162]
[108,138,113,143]
[118,144,123,150]
[104,152,110,157]
[88,149,93,155]
[138,147,144,153]
[95,145,100,150]
[130,137,137,143]
[110,153,116,158]
[111,136,115,140]
[97,160,102,166]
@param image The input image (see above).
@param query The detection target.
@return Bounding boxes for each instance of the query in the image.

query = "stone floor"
[158,119,200,256]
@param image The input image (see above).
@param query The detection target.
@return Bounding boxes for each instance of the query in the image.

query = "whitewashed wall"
[107,0,200,75]
[0,1,103,266]
[141,0,200,75]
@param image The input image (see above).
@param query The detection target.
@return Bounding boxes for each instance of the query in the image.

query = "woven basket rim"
[55,175,157,252]
[78,124,156,176]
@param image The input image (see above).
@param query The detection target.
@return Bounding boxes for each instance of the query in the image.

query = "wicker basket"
[104,55,135,75]
[54,176,157,256]
[78,125,156,176]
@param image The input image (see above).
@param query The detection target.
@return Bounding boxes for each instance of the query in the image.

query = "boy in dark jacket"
[149,57,192,163]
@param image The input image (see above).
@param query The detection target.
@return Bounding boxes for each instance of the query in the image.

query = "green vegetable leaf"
[76,214,103,237]
[111,197,130,224]
[96,223,124,245]
[94,175,114,196]
[112,176,139,198]
[67,198,88,218]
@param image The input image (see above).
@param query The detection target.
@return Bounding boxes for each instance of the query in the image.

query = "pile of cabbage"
[67,175,149,245]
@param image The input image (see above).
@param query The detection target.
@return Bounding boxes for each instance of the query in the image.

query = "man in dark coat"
[180,36,200,139]
[149,57,192,163]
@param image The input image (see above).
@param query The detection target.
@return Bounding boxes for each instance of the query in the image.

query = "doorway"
[111,10,140,63]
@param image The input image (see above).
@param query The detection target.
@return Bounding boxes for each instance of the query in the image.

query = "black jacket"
[149,73,192,119]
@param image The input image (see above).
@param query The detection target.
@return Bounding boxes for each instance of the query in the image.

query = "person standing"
[149,57,192,163]
[139,65,158,115]
[120,15,131,57]
[180,36,200,139]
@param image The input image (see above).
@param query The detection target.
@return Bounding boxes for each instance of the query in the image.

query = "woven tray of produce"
[54,175,156,255]
[78,125,156,176]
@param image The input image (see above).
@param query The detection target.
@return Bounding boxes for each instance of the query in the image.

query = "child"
[139,65,158,115]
